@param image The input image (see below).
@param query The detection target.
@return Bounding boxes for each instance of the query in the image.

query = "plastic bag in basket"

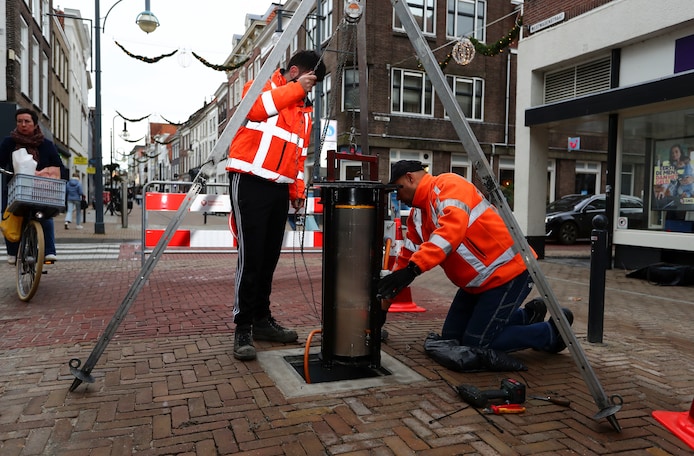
[12,148,37,175]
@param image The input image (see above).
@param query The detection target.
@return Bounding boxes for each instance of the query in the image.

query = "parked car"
[545,194,643,244]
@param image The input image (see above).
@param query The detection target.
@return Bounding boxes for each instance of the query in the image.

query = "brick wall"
[332,0,521,179]
[523,0,614,33]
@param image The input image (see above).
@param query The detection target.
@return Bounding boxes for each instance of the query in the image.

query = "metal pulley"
[344,0,364,23]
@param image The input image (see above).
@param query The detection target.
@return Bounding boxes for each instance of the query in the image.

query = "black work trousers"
[229,172,289,327]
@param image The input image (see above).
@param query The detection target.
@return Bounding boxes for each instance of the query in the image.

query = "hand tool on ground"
[457,378,526,408]
[529,395,571,407]
[483,404,526,415]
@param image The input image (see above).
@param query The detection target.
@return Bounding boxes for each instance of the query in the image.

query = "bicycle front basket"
[7,174,67,214]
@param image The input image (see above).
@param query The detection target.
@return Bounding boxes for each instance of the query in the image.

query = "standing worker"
[378,160,574,354]
[64,172,85,229]
[226,50,326,361]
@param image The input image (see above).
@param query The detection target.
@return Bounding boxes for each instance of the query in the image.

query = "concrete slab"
[257,347,426,398]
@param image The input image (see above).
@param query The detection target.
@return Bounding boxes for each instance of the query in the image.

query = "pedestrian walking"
[65,172,85,229]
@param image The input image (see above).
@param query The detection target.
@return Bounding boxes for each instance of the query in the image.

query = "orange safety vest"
[394,173,530,293]
[226,69,312,200]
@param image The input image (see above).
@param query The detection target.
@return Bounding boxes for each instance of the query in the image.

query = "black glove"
[377,262,422,300]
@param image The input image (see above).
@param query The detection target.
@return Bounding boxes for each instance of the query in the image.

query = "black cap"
[389,160,426,184]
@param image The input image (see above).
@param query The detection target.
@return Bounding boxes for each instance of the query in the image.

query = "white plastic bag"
[12,148,37,175]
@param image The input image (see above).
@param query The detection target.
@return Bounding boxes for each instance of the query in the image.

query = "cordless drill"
[456,378,526,408]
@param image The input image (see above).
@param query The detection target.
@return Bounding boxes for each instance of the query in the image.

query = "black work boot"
[546,308,574,354]
[233,325,256,361]
[523,298,547,324]
[253,316,298,343]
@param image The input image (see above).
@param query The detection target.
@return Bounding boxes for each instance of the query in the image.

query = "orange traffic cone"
[383,218,426,313]
[652,398,694,450]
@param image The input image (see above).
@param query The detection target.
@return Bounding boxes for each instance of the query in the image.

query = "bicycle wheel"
[16,220,45,302]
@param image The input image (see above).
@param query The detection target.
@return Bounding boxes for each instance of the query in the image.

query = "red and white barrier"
[142,192,323,257]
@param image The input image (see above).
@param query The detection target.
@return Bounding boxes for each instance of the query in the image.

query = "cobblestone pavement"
[0,208,692,455]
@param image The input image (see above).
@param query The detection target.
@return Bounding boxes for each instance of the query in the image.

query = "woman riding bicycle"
[0,108,65,264]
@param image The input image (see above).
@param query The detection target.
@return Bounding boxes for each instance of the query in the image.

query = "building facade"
[219,0,523,206]
[1,0,57,160]
[515,0,694,268]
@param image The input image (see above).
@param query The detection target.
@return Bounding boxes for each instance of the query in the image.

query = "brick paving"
[0,207,692,455]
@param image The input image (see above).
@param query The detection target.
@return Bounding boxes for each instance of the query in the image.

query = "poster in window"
[651,140,694,211]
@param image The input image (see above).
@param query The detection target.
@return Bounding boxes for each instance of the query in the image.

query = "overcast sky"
[61,1,278,163]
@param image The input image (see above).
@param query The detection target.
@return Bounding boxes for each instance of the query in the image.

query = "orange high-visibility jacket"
[394,173,530,293]
[226,69,311,200]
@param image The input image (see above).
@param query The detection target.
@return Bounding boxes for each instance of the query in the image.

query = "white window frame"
[446,0,487,41]
[41,51,48,110]
[576,161,602,195]
[319,0,333,43]
[20,18,30,94]
[451,153,472,179]
[32,36,40,102]
[342,67,360,112]
[445,75,484,121]
[391,68,434,117]
[393,0,436,36]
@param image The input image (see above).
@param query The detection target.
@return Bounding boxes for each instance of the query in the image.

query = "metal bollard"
[588,215,608,343]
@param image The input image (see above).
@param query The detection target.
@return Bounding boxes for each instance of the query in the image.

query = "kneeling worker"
[377,160,573,353]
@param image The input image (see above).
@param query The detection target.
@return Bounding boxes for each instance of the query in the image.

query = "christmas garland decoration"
[114,41,178,63]
[192,52,249,72]
[153,136,177,145]
[418,16,523,71]
[116,111,150,123]
[121,136,146,143]
[159,115,183,127]
[469,17,522,57]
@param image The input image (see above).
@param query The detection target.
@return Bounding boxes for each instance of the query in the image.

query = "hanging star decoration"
[192,52,249,72]
[114,41,178,63]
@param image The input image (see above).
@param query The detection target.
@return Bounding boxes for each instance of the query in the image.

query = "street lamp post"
[93,0,159,234]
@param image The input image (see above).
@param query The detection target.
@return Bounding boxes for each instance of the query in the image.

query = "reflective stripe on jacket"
[394,173,530,293]
[226,69,311,200]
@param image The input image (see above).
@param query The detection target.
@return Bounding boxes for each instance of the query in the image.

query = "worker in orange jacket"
[378,160,574,353]
[227,50,326,361]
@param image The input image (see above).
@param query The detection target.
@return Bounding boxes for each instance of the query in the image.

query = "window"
[41,0,50,38]
[451,153,471,178]
[319,0,333,43]
[32,36,40,102]
[20,19,29,94]
[391,68,434,116]
[446,75,483,120]
[41,52,48,110]
[321,73,332,115]
[306,12,318,48]
[343,68,359,111]
[447,0,486,40]
[575,161,601,195]
[393,0,436,35]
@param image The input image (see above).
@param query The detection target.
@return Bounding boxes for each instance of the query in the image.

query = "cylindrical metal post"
[319,182,387,368]
[588,215,608,343]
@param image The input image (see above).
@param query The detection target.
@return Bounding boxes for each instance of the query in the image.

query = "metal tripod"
[67,0,318,392]
[390,0,622,431]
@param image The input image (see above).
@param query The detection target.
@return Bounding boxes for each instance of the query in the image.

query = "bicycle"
[2,168,66,301]
[104,188,133,216]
